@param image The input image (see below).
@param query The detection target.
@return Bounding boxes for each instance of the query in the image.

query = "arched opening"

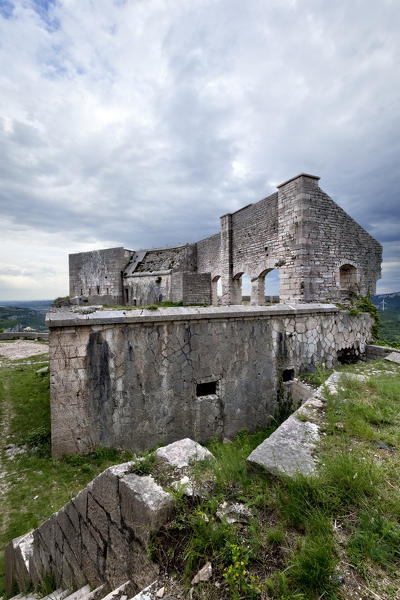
[241,273,251,304]
[250,268,280,305]
[211,275,222,306]
[339,264,357,298]
[264,269,280,303]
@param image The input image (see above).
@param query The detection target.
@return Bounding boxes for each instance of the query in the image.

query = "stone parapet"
[46,306,373,458]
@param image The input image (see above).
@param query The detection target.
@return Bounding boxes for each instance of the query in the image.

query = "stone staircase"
[5,439,214,600]
[4,579,174,600]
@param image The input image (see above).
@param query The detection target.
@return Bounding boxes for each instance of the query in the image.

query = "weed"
[129,451,156,475]
[348,510,400,571]
[289,531,338,596]
[223,543,261,599]
[299,362,332,387]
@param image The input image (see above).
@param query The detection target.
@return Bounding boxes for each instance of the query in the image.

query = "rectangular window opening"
[196,380,218,397]
[282,368,294,382]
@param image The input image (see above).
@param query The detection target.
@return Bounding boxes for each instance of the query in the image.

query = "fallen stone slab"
[247,372,341,477]
[385,351,400,365]
[247,417,320,477]
[155,438,214,469]
[5,532,34,593]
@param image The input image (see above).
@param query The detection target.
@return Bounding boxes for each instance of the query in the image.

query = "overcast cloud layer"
[0,0,399,299]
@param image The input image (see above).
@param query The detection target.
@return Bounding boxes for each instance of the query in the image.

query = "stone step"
[99,582,132,600]
[128,582,157,600]
[40,589,70,600]
[63,585,92,600]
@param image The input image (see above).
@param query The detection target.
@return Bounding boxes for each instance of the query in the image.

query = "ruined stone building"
[69,173,382,307]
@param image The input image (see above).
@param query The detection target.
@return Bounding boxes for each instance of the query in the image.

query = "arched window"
[264,269,280,303]
[212,275,222,305]
[241,274,251,303]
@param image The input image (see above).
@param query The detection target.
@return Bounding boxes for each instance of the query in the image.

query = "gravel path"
[0,340,48,361]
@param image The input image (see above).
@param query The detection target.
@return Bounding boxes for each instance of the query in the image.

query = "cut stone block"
[156,438,214,469]
[119,475,174,545]
[385,351,400,365]
[5,532,34,594]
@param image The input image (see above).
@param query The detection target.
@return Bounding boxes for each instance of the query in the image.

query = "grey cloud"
[0,0,399,299]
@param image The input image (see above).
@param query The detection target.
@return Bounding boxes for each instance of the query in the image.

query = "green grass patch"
[1,359,400,598]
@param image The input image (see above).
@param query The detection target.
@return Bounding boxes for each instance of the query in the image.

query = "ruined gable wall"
[196,232,221,277]
[48,306,373,457]
[230,193,279,278]
[135,244,197,273]
[69,248,132,304]
[295,188,382,302]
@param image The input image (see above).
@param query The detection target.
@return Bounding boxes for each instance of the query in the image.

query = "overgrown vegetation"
[1,353,400,598]
[338,293,380,340]
[152,363,400,599]
[299,361,332,387]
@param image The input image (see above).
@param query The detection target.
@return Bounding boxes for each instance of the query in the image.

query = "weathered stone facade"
[46,305,373,457]
[68,173,382,306]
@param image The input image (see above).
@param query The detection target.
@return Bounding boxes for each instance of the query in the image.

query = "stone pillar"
[220,213,234,305]
[251,276,265,305]
[231,277,242,305]
[277,173,320,303]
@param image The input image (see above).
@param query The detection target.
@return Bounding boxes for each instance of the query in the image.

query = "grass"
[1,356,400,599]
[0,354,133,596]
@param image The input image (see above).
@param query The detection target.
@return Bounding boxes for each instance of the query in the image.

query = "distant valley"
[0,300,53,332]
[371,292,400,345]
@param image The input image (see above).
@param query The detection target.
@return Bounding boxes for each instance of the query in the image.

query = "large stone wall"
[68,174,382,307]
[124,272,172,306]
[47,305,373,458]
[69,248,133,305]
[193,174,382,304]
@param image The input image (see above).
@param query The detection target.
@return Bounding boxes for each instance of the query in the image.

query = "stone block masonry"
[5,461,170,595]
[46,305,373,457]
[5,439,214,596]
[69,173,382,307]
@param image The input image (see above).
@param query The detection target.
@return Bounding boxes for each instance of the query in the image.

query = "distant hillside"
[371,292,400,345]
[0,300,53,332]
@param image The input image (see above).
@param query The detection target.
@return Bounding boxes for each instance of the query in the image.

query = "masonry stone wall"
[170,272,211,305]
[124,273,172,306]
[193,174,382,304]
[47,305,373,458]
[68,174,382,307]
[134,244,197,273]
[69,248,133,305]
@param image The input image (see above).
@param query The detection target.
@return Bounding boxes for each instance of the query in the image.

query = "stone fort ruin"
[69,173,382,307]
[47,173,382,458]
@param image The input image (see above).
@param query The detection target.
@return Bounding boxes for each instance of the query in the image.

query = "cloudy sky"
[0,0,399,300]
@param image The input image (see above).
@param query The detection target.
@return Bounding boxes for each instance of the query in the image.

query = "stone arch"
[211,275,222,306]
[339,262,358,298]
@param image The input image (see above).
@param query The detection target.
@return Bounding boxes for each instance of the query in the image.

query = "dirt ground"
[0,340,48,361]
